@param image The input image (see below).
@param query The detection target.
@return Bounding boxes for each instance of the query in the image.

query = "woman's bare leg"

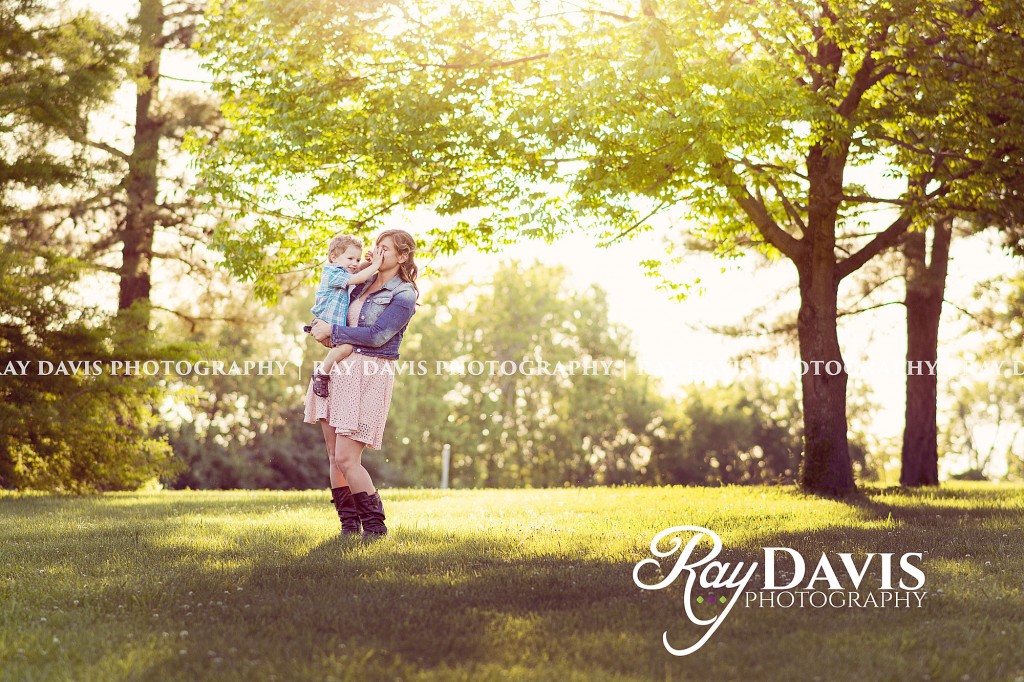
[334,435,374,493]
[320,421,349,488]
[334,435,386,537]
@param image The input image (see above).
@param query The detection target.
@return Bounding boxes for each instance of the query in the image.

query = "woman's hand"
[310,319,333,347]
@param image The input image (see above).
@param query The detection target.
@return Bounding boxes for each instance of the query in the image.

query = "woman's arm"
[330,289,416,348]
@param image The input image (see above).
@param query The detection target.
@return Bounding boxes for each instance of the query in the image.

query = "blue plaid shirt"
[310,265,352,326]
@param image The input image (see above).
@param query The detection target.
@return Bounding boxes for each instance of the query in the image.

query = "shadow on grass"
[3,486,1024,681]
[745,483,1024,525]
[713,497,1024,682]
[3,505,657,680]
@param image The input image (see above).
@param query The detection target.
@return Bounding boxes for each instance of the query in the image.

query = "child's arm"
[321,265,352,289]
[346,246,384,285]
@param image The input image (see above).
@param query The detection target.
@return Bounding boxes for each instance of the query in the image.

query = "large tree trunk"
[900,216,952,486]
[797,146,855,496]
[118,0,163,326]
[796,264,854,495]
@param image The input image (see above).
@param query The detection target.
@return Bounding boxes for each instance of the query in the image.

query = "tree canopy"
[192,0,1024,494]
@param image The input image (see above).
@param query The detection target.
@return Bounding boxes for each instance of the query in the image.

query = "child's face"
[331,245,363,272]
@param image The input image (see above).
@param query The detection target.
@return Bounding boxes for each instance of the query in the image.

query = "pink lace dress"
[302,293,397,449]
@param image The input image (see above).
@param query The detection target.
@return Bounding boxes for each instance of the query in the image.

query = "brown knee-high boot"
[330,486,361,535]
[352,490,387,539]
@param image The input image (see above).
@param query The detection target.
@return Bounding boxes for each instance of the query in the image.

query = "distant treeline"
[160,264,877,490]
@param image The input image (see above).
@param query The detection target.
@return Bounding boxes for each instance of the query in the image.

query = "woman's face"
[376,236,407,270]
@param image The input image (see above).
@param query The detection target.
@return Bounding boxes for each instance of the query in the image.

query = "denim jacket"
[329,274,416,360]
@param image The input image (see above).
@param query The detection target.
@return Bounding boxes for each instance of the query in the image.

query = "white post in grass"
[441,443,451,489]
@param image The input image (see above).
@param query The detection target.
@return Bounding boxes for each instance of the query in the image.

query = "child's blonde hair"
[328,234,362,261]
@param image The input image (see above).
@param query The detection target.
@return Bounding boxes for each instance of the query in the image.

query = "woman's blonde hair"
[377,229,419,298]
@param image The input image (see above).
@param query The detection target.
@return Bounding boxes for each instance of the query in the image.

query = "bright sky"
[70,0,1023,478]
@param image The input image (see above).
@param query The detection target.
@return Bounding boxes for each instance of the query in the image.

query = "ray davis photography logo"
[633,526,927,656]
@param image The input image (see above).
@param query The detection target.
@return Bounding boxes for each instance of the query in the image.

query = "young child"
[307,234,383,398]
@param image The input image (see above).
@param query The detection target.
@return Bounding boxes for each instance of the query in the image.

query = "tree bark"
[796,262,855,495]
[118,0,163,326]
[797,146,856,496]
[900,216,952,486]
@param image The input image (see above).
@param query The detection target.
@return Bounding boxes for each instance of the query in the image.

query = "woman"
[304,229,418,539]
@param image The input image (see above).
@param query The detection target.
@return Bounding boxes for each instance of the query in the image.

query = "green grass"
[2,483,1023,681]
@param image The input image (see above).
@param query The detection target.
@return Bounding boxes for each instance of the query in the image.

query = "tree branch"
[160,73,215,85]
[161,8,203,21]
[719,165,805,260]
[739,158,809,180]
[943,299,1009,335]
[835,213,913,281]
[87,139,131,161]
[63,126,131,161]
[842,193,908,206]
[597,201,669,246]
[837,300,903,318]
[158,24,196,49]
[764,176,807,236]
[838,56,895,119]
[151,305,247,334]
[559,5,638,23]
[415,53,551,71]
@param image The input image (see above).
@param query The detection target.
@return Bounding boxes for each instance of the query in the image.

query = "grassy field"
[2,483,1023,682]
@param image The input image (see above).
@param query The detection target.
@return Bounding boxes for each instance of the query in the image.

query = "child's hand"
[370,245,385,266]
